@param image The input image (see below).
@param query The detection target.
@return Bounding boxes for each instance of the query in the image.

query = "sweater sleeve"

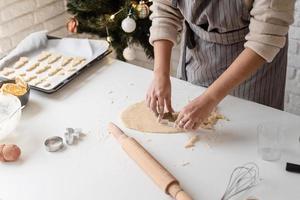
[149,0,184,46]
[244,0,295,62]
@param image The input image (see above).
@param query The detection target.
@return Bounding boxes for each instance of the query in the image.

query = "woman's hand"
[147,40,174,116]
[175,93,217,131]
[146,74,174,116]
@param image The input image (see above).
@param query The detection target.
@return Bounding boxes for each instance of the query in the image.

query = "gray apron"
[173,0,287,110]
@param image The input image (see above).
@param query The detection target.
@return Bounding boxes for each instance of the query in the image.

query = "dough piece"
[62,57,73,66]
[71,57,85,67]
[37,51,51,61]
[181,162,190,167]
[185,135,200,148]
[43,82,51,88]
[30,77,46,86]
[19,57,28,63]
[15,76,27,88]
[48,67,62,76]
[26,62,39,71]
[121,101,181,133]
[13,57,29,69]
[48,54,62,64]
[36,65,51,74]
[67,67,77,72]
[7,74,16,80]
[14,62,24,69]
[1,67,14,76]
[0,70,5,76]
[201,111,226,129]
[18,72,26,77]
[4,67,14,73]
[24,75,37,82]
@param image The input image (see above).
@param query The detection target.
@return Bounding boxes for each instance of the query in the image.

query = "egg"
[0,144,21,162]
[0,144,5,162]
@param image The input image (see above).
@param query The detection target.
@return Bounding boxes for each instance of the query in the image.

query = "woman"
[146,0,295,131]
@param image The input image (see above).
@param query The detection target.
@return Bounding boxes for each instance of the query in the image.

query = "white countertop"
[0,58,300,200]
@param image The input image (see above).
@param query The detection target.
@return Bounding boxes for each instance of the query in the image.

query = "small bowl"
[0,79,30,106]
[0,93,22,140]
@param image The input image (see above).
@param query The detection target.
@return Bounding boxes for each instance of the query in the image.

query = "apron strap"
[180,21,188,81]
[185,21,196,49]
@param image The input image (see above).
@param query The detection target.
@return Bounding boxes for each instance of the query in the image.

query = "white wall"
[286,0,300,115]
[0,0,69,56]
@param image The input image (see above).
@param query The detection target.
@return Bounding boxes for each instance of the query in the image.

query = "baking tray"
[0,35,111,94]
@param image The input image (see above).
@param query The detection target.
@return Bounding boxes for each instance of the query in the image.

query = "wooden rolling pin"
[108,122,193,200]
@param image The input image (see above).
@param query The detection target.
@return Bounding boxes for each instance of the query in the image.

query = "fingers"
[176,115,189,129]
[175,112,184,125]
[175,110,201,131]
[157,97,165,115]
[150,96,158,116]
[165,97,174,113]
[148,95,170,117]
[146,94,151,108]
[183,120,195,130]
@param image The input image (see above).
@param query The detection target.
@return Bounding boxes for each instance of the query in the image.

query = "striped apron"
[173,0,288,110]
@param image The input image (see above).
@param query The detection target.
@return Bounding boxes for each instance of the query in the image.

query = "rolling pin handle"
[176,191,193,200]
[168,182,193,200]
[108,122,127,142]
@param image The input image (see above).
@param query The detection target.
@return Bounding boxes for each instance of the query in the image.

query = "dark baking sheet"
[0,35,111,94]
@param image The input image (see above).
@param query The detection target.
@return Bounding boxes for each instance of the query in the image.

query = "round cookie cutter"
[44,136,64,152]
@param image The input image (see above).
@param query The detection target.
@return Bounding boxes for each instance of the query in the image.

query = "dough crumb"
[246,196,259,200]
[200,112,227,130]
[181,162,190,167]
[185,135,200,149]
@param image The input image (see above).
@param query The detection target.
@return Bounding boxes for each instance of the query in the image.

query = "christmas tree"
[66,0,154,61]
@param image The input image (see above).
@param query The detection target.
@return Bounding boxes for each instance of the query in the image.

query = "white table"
[0,58,300,200]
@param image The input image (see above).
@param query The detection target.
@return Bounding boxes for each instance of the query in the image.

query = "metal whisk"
[221,162,260,200]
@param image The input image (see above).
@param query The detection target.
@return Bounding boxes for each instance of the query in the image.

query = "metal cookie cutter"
[44,136,64,152]
[65,128,82,145]
[158,112,178,128]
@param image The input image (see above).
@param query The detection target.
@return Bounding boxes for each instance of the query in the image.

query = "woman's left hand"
[175,93,217,131]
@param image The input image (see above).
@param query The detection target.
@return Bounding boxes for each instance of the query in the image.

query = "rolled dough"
[121,101,226,134]
[121,101,181,133]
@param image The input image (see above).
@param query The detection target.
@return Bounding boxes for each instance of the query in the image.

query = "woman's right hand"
[147,39,174,116]
[146,74,174,116]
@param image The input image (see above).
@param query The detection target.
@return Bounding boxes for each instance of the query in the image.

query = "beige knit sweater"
[149,0,295,62]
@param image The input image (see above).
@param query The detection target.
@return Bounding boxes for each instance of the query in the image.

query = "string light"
[109,8,123,22]
[106,26,112,43]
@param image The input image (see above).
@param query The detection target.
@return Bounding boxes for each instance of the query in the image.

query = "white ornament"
[121,16,136,33]
[123,47,136,61]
